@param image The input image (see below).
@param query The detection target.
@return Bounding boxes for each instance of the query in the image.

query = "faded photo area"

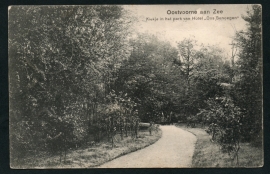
[9,5,262,168]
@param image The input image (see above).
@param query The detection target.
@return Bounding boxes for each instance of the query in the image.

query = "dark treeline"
[9,5,262,166]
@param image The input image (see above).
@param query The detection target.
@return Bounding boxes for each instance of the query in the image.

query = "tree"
[232,5,262,143]
[115,33,179,123]
[204,97,242,166]
[177,41,228,121]
[9,5,132,164]
[177,37,197,91]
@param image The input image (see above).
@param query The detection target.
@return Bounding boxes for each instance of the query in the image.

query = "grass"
[14,129,162,168]
[176,123,263,168]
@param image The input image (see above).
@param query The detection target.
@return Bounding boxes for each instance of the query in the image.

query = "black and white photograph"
[8,5,263,168]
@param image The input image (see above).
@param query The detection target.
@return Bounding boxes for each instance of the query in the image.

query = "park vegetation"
[9,5,262,167]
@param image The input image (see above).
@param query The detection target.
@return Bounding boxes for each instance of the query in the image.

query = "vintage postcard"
[9,5,263,168]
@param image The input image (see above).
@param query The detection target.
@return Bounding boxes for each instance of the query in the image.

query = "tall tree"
[177,37,198,91]
[9,5,132,163]
[115,33,179,122]
[232,5,262,143]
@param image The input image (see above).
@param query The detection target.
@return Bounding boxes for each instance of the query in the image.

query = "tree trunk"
[64,146,67,163]
[120,127,123,140]
[111,133,114,148]
[59,150,62,163]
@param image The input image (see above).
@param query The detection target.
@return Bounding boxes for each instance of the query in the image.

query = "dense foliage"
[232,5,262,143]
[9,5,133,163]
[199,5,262,165]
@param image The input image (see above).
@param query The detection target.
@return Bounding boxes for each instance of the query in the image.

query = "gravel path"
[98,125,197,168]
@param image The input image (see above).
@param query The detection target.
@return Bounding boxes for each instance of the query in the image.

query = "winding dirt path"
[98,125,197,168]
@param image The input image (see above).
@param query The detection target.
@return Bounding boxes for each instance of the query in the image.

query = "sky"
[123,5,250,58]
